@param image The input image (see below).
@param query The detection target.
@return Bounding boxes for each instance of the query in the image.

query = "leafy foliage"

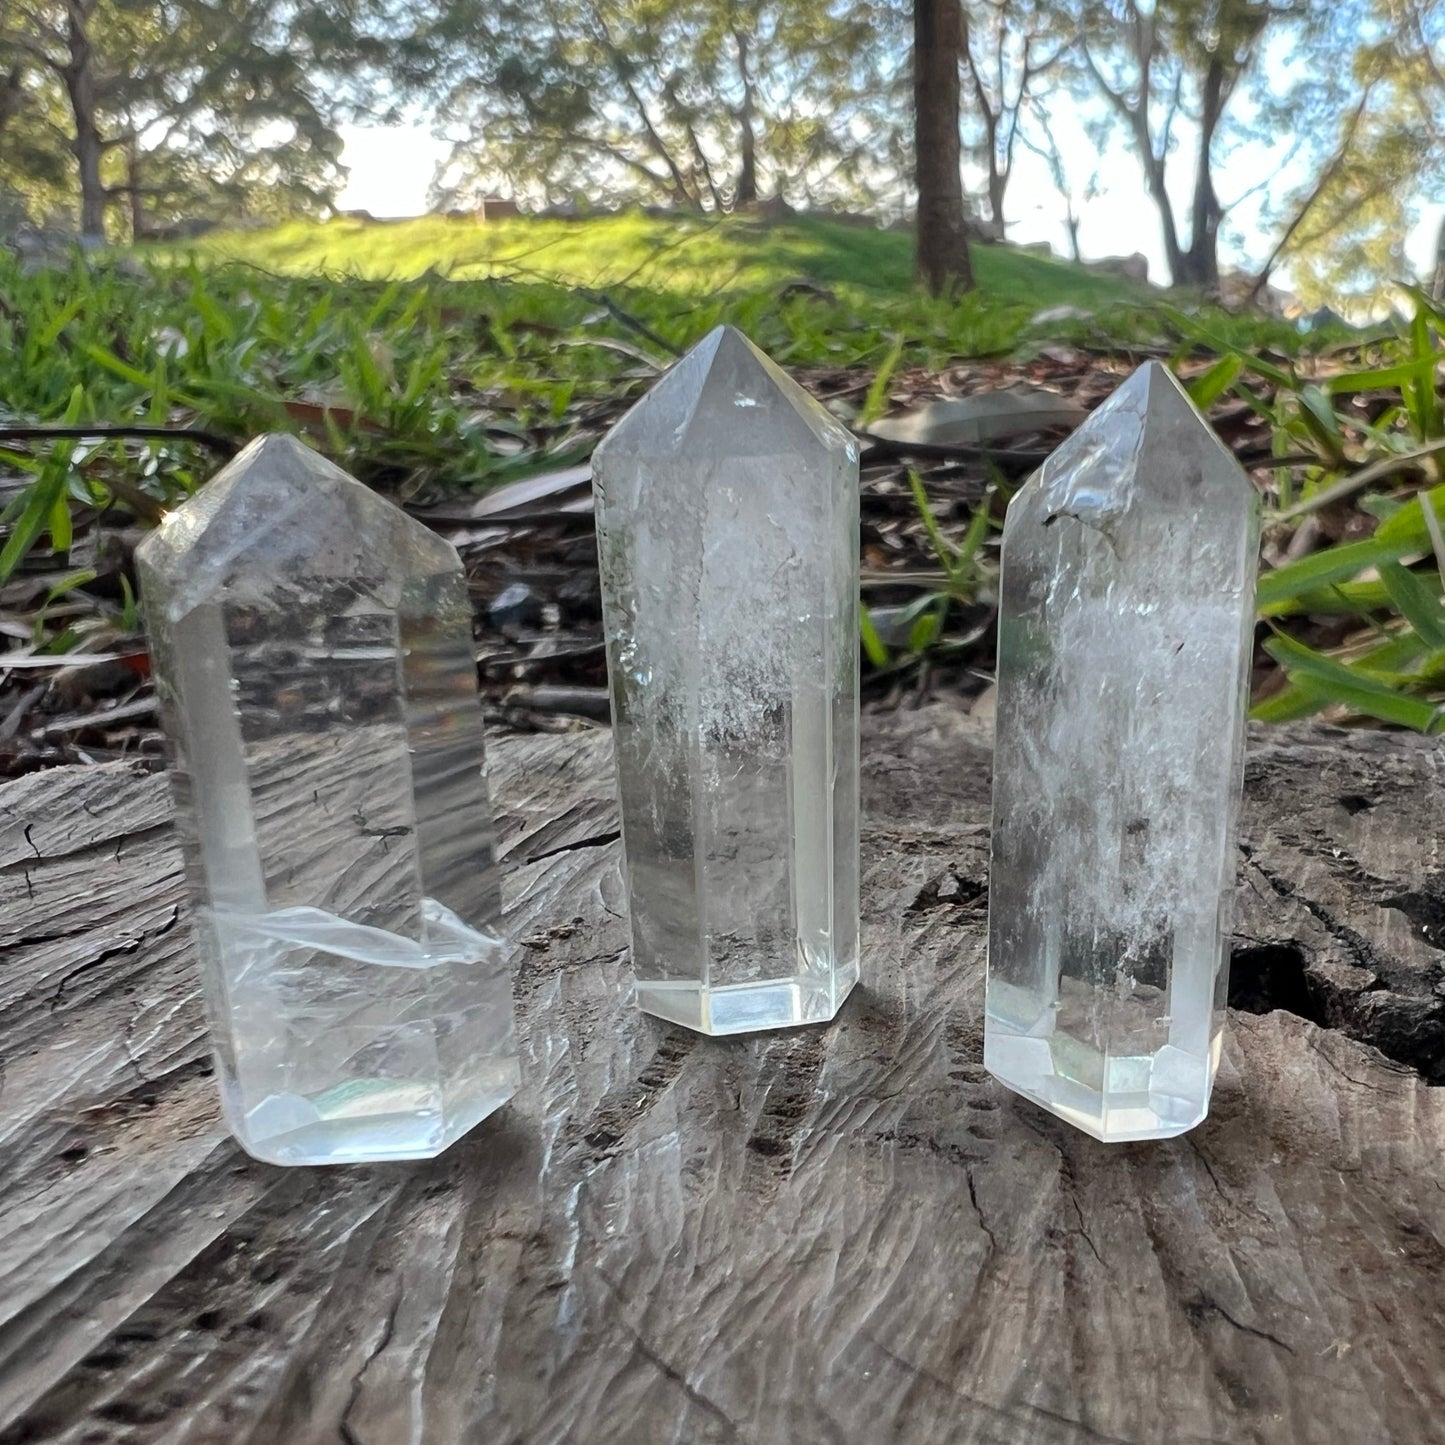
[1069,0,1445,294]
[406,0,908,213]
[1199,293,1445,731]
[0,0,390,237]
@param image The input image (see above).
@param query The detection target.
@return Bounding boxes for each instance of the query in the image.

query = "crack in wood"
[524,829,622,865]
[595,1270,742,1439]
[1183,1293,1296,1356]
[338,1286,402,1445]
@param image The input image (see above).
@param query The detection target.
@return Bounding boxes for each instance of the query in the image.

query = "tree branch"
[1249,84,1375,297]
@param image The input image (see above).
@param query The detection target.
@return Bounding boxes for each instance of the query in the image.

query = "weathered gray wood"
[1,709,1443,1445]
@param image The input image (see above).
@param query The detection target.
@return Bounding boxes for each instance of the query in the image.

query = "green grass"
[1,210,1278,555]
[11,209,1435,737]
[161,210,1326,365]
[179,211,1146,310]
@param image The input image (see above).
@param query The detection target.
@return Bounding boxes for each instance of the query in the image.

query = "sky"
[335,121,1444,297]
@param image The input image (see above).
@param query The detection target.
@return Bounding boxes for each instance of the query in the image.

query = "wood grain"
[1,710,1443,1445]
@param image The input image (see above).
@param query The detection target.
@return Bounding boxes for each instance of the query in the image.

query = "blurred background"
[4,0,1443,308]
[5,1,1445,766]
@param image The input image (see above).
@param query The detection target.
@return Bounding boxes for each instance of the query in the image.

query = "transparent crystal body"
[592,326,860,1035]
[137,435,518,1165]
[985,363,1258,1141]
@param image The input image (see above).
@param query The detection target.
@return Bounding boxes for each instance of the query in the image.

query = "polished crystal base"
[636,959,860,1036]
[231,1075,521,1167]
[211,900,521,1166]
[984,1010,1221,1142]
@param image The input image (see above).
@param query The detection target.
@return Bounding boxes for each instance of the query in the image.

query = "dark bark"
[733,28,758,207]
[1180,56,1226,289]
[913,0,973,295]
[60,1,106,239]
[123,138,146,240]
[986,162,1006,233]
[1142,144,1184,283]
[0,64,25,142]
[961,18,1036,234]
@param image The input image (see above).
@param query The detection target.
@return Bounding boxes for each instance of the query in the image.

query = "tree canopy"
[1068,0,1445,291]
[403,0,908,214]
[0,1,390,238]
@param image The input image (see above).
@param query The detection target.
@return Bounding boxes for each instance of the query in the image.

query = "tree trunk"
[984,114,1005,233]
[62,2,107,240]
[1181,58,1226,289]
[736,119,757,207]
[125,139,146,241]
[1147,168,1185,284]
[734,30,758,207]
[987,171,1005,233]
[0,64,24,143]
[913,0,973,295]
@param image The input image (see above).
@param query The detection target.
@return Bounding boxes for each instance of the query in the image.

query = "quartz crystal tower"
[593,326,860,1035]
[985,362,1258,1141]
[138,435,518,1166]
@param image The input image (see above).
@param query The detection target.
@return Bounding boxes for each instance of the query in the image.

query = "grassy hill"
[178,211,1148,311]
[142,209,1312,385]
[0,207,1317,535]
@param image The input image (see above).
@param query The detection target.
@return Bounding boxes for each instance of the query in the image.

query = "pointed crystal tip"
[137,431,458,622]
[1031,359,1251,519]
[594,324,854,463]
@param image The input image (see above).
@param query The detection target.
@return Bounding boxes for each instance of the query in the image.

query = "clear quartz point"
[592,326,861,1035]
[137,434,518,1165]
[984,362,1259,1141]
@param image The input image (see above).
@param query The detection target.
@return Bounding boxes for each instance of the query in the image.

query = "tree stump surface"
[1,706,1443,1445]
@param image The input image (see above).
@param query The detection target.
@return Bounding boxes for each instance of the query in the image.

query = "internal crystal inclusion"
[138,435,518,1164]
[592,327,861,1035]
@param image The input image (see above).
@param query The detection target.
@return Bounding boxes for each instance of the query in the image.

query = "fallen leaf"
[867,386,1086,448]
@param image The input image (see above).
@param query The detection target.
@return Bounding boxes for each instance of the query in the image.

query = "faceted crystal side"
[593,326,860,1035]
[137,434,518,1165]
[984,363,1258,1142]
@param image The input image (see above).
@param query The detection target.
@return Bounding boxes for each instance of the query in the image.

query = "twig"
[483,254,684,359]
[500,684,611,721]
[0,683,45,742]
[859,435,1049,474]
[0,653,127,669]
[0,424,238,455]
[38,695,157,736]
[1270,438,1445,522]
[583,291,683,359]
[1235,450,1326,471]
